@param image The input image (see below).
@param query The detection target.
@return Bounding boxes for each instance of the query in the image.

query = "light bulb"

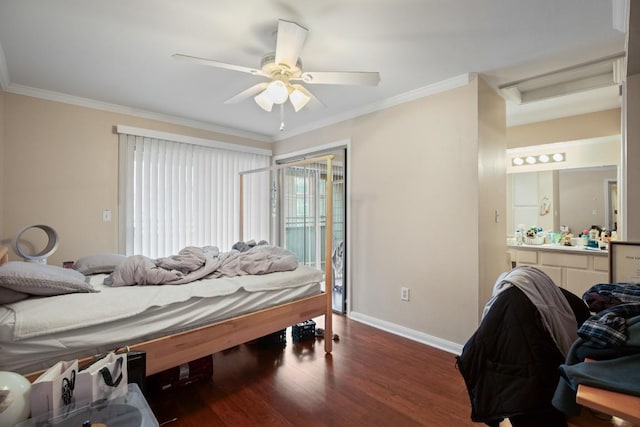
[266,80,288,104]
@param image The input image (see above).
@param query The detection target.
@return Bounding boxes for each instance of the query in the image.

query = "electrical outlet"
[400,287,410,301]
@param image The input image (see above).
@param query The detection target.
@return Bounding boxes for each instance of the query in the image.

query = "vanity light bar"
[512,152,565,166]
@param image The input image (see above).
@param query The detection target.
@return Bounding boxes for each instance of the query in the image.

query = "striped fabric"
[578,283,640,348]
[118,133,270,258]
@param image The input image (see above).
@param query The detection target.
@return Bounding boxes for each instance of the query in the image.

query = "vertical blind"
[119,132,270,258]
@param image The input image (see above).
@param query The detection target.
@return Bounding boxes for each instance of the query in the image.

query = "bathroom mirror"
[506,136,621,239]
[507,166,617,237]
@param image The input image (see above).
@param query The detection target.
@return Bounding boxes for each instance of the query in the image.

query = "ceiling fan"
[173,19,381,113]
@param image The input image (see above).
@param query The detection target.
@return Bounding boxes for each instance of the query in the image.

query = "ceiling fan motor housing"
[260,52,302,79]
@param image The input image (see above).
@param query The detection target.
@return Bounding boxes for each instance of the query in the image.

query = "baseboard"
[348,311,464,355]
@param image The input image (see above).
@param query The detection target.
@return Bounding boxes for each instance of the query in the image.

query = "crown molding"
[3,72,474,144]
[273,73,474,141]
[4,83,272,142]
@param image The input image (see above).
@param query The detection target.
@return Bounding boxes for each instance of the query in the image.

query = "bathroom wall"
[507,108,620,149]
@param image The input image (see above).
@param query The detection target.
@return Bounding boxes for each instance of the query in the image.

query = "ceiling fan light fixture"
[266,80,289,104]
[175,18,380,118]
[254,91,274,112]
[289,87,310,112]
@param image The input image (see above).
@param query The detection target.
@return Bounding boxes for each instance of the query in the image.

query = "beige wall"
[477,77,508,313]
[274,76,506,346]
[1,93,268,266]
[507,108,621,149]
[3,80,505,349]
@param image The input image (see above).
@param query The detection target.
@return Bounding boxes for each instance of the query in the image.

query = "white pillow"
[0,262,98,296]
[72,253,127,275]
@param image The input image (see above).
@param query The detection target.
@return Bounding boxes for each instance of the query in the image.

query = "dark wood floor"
[145,315,628,427]
[145,314,474,426]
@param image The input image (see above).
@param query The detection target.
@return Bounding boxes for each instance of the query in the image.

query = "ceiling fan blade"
[224,83,269,104]
[274,20,308,68]
[173,53,268,77]
[298,71,381,86]
[290,84,324,110]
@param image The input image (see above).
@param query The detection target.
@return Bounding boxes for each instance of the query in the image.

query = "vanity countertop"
[507,243,609,256]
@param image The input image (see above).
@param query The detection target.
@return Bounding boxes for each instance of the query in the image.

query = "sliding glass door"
[276,148,347,313]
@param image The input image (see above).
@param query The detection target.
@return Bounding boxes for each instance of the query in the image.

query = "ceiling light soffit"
[499,53,626,105]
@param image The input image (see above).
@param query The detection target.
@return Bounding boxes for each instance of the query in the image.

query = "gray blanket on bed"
[104,245,299,287]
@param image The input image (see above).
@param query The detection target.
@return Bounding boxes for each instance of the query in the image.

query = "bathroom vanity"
[507,243,609,297]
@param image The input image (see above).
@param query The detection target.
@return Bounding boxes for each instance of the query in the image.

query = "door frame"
[273,139,351,314]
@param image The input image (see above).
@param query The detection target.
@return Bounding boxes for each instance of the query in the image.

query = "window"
[118,128,270,258]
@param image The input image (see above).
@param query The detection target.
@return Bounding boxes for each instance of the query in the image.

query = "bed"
[0,155,335,382]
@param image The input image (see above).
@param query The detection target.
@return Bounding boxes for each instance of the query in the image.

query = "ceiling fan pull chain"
[280,104,285,131]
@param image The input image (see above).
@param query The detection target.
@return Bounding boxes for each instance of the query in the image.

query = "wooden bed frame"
[14,155,335,382]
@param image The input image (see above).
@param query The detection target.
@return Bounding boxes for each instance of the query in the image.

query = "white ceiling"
[0,1,627,141]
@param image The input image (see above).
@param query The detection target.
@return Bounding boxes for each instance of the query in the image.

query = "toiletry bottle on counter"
[515,229,523,245]
[586,227,599,248]
[580,231,589,246]
[546,231,555,244]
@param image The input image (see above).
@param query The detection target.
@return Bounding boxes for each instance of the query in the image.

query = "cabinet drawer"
[516,250,537,264]
[540,252,588,269]
[593,256,609,272]
[566,269,608,296]
[535,265,562,286]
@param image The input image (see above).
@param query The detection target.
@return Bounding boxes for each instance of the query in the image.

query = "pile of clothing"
[456,266,589,427]
[457,266,640,426]
[552,283,640,416]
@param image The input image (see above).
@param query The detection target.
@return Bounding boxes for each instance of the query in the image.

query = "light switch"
[103,209,112,222]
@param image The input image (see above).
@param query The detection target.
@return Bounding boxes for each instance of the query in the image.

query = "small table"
[577,384,640,425]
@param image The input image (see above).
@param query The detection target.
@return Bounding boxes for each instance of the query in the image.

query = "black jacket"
[456,286,589,426]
